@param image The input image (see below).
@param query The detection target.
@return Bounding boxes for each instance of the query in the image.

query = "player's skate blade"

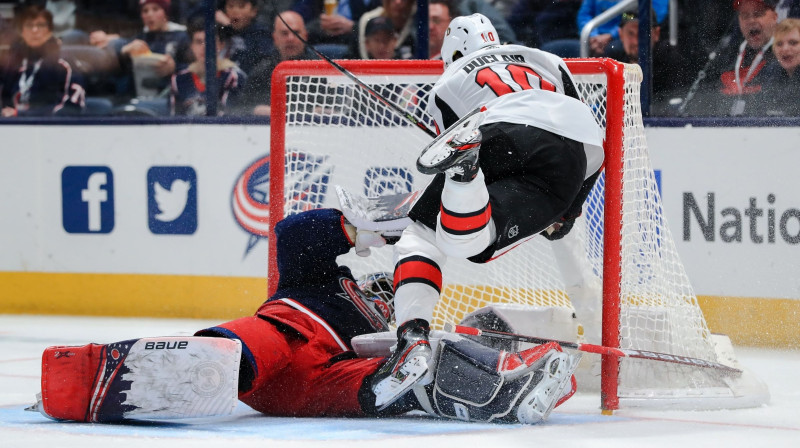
[516,351,581,424]
[417,108,484,175]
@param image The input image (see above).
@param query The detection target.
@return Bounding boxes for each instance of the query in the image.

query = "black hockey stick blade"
[275,13,436,138]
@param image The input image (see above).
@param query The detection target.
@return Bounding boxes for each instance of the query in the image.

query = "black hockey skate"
[417,108,484,181]
[370,319,432,410]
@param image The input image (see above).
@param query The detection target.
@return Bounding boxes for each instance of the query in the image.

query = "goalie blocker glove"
[420,338,580,424]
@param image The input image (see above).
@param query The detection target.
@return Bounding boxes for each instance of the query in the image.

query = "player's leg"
[392,222,446,325]
[369,222,446,409]
[195,315,295,408]
[466,123,588,262]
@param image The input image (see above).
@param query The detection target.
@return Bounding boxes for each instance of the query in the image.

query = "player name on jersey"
[461,53,526,74]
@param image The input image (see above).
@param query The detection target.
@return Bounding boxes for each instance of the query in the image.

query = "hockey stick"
[275,13,437,138]
[444,323,742,375]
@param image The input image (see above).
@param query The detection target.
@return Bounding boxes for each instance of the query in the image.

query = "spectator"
[170,21,246,116]
[363,15,397,59]
[685,0,779,116]
[452,0,516,44]
[776,0,800,21]
[16,1,141,47]
[428,0,453,60]
[216,0,272,75]
[760,17,800,114]
[485,0,517,17]
[506,0,581,51]
[236,10,315,115]
[604,9,690,102]
[106,0,192,99]
[674,0,738,78]
[576,0,668,57]
[1,4,85,116]
[291,0,378,58]
[357,0,415,59]
[256,0,295,30]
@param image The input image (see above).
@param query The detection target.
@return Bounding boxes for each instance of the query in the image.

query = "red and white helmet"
[441,13,499,68]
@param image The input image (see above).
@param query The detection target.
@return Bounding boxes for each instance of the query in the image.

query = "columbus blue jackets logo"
[232,151,333,256]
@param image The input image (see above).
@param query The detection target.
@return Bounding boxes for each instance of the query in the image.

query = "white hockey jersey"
[428,45,604,177]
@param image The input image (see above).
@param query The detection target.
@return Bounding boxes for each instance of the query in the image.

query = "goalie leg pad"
[432,339,579,424]
[35,337,241,422]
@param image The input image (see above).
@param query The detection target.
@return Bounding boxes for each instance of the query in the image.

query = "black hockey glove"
[540,216,576,241]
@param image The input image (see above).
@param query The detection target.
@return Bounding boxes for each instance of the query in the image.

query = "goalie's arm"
[273,208,355,288]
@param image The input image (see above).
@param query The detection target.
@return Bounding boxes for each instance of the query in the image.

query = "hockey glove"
[541,216,576,241]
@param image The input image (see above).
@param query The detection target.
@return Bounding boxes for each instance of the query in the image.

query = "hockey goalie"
[28,208,580,424]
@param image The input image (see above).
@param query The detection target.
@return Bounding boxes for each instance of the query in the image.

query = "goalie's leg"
[31,336,241,422]
[429,338,580,424]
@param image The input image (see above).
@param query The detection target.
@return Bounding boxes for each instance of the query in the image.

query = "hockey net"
[268,59,767,411]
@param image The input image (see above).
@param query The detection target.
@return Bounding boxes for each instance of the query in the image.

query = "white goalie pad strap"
[35,336,241,422]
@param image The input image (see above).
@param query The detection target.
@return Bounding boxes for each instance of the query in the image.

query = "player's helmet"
[441,13,499,68]
[357,272,395,323]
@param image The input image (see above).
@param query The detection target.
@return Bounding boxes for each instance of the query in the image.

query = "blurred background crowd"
[0,0,797,118]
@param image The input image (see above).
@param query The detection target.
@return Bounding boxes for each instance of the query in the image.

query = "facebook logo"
[147,166,197,235]
[62,166,115,234]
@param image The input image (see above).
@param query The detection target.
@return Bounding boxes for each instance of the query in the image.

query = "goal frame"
[268,59,634,412]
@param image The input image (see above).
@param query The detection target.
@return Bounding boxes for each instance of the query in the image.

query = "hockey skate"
[371,319,433,410]
[515,350,582,424]
[417,108,484,180]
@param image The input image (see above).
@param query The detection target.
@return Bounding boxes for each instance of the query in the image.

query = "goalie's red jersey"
[197,208,392,416]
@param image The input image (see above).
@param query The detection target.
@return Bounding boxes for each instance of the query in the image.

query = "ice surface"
[1,315,798,448]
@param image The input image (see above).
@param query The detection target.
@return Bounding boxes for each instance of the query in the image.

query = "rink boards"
[0,123,797,347]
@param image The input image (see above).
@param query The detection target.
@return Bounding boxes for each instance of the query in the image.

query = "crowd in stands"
[0,0,798,118]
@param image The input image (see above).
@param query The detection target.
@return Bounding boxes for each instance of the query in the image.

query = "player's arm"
[541,169,601,240]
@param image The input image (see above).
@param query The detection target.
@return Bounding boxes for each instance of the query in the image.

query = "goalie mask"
[441,13,499,68]
[358,272,395,323]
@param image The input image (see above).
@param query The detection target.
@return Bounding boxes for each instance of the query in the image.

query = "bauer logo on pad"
[62,166,115,234]
[147,166,197,235]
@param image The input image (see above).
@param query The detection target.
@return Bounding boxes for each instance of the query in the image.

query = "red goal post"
[267,59,767,412]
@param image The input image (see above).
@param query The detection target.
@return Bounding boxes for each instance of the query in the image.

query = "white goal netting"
[268,59,767,411]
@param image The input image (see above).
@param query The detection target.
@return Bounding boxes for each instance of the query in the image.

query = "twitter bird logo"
[154,179,191,222]
[148,167,197,234]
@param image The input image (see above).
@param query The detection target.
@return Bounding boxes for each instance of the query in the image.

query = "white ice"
[1,314,798,448]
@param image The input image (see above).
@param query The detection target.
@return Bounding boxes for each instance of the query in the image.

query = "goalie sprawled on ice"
[29,208,579,424]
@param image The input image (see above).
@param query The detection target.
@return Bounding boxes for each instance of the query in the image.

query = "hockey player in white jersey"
[369,13,604,408]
